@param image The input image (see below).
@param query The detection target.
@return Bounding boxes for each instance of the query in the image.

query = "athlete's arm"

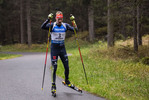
[66,23,78,32]
[41,19,53,30]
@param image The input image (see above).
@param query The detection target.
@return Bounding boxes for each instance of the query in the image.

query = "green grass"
[56,39,149,100]
[0,44,47,52]
[0,34,149,100]
[0,53,22,60]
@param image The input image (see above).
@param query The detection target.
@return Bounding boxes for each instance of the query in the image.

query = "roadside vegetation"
[57,34,149,100]
[0,53,22,60]
[0,44,46,52]
[0,35,149,100]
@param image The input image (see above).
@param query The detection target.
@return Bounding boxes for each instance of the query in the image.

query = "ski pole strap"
[72,20,77,28]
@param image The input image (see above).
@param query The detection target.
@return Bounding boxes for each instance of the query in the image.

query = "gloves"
[70,14,75,21]
[70,14,77,28]
[48,13,53,19]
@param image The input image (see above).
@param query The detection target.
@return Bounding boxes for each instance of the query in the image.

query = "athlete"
[41,11,77,94]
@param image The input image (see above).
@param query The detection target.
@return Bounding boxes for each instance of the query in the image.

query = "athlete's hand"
[48,13,53,19]
[70,14,75,21]
[70,14,77,28]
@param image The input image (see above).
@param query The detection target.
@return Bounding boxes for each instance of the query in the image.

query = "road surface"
[0,52,105,100]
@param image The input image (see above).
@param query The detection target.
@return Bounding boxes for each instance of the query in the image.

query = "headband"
[56,14,63,19]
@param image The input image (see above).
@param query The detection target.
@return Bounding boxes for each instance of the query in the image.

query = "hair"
[56,11,63,15]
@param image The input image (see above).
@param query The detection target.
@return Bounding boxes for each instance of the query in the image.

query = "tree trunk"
[88,3,94,42]
[133,0,138,52]
[137,1,142,45]
[26,0,32,47]
[121,15,126,40]
[20,0,24,44]
[107,0,114,47]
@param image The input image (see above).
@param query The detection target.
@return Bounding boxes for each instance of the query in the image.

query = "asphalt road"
[0,52,105,100]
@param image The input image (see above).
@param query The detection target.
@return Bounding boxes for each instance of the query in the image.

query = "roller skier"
[41,11,81,97]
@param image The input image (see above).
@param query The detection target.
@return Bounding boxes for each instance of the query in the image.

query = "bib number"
[58,33,62,38]
[51,32,65,41]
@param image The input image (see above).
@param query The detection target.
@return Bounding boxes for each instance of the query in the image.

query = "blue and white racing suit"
[41,19,77,83]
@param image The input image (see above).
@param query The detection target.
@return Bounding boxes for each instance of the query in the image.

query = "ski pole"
[70,14,88,85]
[41,18,52,90]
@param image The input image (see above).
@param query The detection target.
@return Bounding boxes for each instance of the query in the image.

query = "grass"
[0,53,22,60]
[56,35,149,100]
[0,44,47,52]
[0,44,44,60]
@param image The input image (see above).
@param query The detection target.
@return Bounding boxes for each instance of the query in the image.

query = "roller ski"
[62,80,82,93]
[51,83,56,97]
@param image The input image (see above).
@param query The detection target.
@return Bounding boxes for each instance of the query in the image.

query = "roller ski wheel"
[62,81,82,93]
[75,88,82,93]
[51,83,56,97]
[52,91,56,97]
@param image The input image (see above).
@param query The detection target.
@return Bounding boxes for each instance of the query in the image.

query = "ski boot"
[62,80,82,93]
[65,80,75,89]
[51,83,56,97]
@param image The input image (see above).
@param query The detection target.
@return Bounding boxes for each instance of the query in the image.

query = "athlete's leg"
[59,46,69,82]
[51,44,59,83]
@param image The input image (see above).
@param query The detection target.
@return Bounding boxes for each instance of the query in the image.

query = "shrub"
[141,57,149,65]
[95,26,107,36]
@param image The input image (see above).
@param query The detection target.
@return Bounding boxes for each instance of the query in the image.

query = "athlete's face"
[56,18,63,25]
[56,13,63,25]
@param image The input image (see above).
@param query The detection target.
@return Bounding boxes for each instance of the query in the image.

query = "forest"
[0,0,149,51]
[0,0,149,99]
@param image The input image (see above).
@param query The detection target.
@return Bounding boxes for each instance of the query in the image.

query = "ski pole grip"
[70,14,77,27]
[48,13,53,19]
[70,14,75,21]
